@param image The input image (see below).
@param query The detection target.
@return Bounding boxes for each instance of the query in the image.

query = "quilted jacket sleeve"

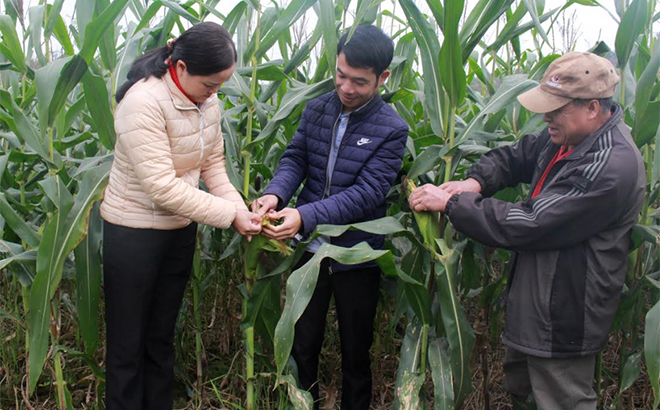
[261,107,310,208]
[117,94,238,229]
[201,125,248,211]
[296,125,408,237]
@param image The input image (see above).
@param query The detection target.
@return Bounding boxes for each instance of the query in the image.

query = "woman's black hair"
[115,22,237,103]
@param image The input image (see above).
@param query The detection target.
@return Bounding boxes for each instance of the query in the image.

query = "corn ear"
[402,177,442,252]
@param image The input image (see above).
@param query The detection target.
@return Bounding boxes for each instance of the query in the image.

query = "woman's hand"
[232,209,262,241]
[251,194,279,216]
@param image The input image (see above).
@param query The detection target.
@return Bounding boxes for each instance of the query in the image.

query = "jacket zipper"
[196,99,209,167]
[322,113,348,199]
[322,112,346,267]
[198,112,205,167]
[172,97,208,168]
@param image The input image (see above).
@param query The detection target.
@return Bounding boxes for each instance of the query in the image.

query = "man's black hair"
[336,25,394,77]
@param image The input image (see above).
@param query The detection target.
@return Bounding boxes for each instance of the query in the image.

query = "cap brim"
[517,86,572,113]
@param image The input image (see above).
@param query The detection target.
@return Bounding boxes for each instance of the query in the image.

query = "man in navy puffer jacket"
[253,25,408,410]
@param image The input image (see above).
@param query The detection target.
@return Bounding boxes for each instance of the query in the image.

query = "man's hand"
[262,208,302,240]
[438,178,482,195]
[251,194,279,216]
[408,184,453,213]
[232,209,262,242]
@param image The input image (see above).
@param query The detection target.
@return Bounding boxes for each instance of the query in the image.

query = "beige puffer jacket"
[100,71,246,230]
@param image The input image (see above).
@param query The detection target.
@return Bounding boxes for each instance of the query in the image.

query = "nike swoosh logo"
[357,139,372,146]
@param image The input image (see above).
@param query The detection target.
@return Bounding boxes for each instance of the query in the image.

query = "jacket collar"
[163,71,218,112]
[329,90,383,120]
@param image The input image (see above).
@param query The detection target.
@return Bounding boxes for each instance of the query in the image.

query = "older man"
[409,52,645,409]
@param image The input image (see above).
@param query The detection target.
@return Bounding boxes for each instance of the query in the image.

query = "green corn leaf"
[96,0,118,71]
[651,121,660,186]
[52,14,75,56]
[28,176,73,393]
[435,239,475,405]
[319,0,338,77]
[393,321,424,409]
[438,0,466,107]
[646,299,660,409]
[159,0,200,23]
[74,205,103,355]
[236,61,288,81]
[454,75,537,147]
[28,164,110,393]
[252,0,319,60]
[0,92,61,167]
[76,0,94,45]
[134,1,163,33]
[44,0,66,39]
[247,78,334,150]
[260,23,324,102]
[220,1,247,35]
[0,240,36,286]
[619,351,642,394]
[274,242,389,375]
[615,0,648,68]
[397,371,425,410]
[399,0,445,137]
[460,0,514,60]
[113,22,146,95]
[48,0,130,126]
[521,0,551,46]
[79,0,129,62]
[424,0,444,29]
[82,71,116,150]
[36,57,69,137]
[407,144,449,180]
[0,193,41,248]
[632,224,660,246]
[487,6,558,53]
[633,43,660,142]
[429,337,455,410]
[47,55,88,127]
[280,374,314,410]
[0,15,27,73]
[28,6,47,67]
[354,0,383,25]
[2,0,24,26]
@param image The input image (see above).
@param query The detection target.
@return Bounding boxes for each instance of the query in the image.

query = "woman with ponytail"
[100,22,261,410]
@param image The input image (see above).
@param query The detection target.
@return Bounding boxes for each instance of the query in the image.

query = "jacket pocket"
[505,250,557,347]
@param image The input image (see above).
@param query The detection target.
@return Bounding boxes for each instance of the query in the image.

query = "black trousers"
[103,221,197,410]
[291,252,381,410]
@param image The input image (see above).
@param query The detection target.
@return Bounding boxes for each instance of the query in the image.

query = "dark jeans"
[291,252,381,410]
[103,221,197,410]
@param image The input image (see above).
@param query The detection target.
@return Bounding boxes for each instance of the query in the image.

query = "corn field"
[0,0,659,408]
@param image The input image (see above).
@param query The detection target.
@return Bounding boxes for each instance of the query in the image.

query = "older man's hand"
[408,184,453,213]
[439,178,482,195]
